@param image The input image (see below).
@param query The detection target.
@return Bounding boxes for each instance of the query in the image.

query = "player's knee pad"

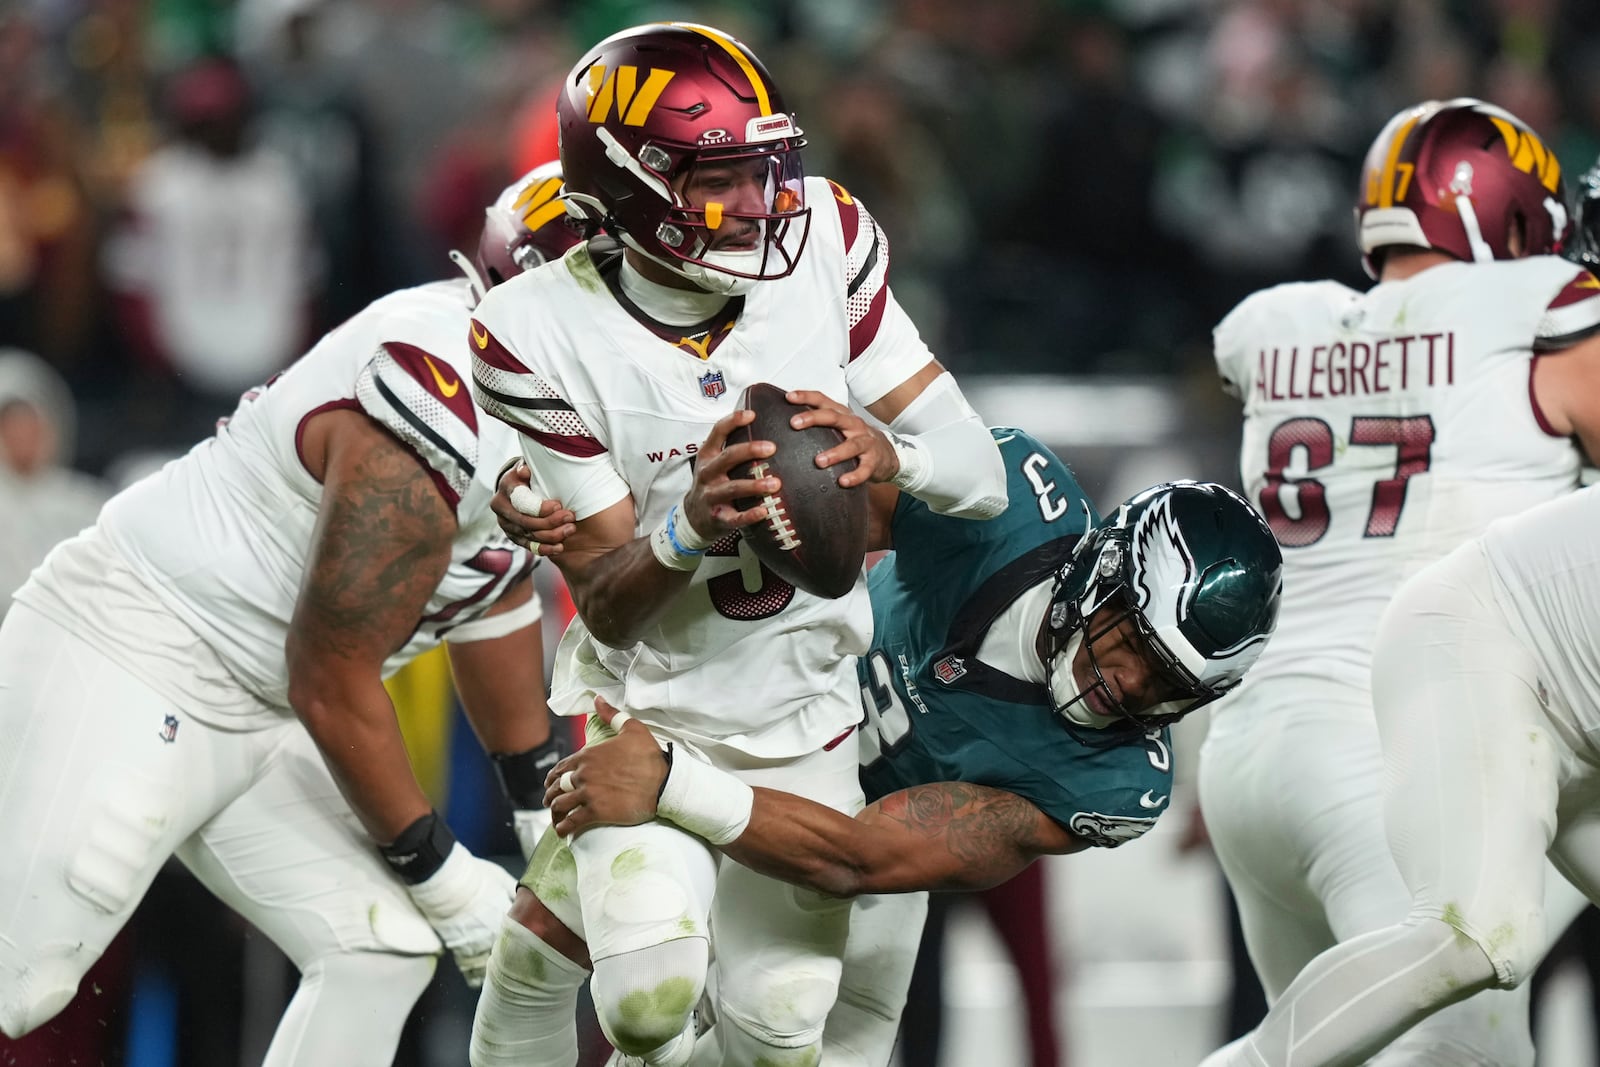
[716,959,838,1053]
[590,939,707,1056]
[0,946,88,1039]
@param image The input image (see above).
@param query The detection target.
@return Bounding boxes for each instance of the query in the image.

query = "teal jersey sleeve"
[857,428,1175,847]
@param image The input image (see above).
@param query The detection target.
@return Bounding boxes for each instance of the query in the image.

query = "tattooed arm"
[722,781,1087,897]
[287,408,456,843]
[544,708,1085,896]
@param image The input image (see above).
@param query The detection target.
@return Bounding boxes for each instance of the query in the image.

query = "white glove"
[512,807,553,861]
[405,842,515,987]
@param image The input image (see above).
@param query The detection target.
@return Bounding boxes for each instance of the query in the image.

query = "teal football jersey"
[856,428,1175,848]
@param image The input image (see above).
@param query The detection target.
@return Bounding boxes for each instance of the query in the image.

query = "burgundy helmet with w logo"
[555,22,811,294]
[475,160,585,288]
[1356,98,1570,278]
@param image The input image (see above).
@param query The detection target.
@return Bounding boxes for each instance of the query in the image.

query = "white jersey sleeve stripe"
[1534,271,1600,350]
[355,343,480,507]
[473,358,606,458]
[845,214,890,362]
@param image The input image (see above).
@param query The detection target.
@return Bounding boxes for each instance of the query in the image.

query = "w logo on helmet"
[513,177,567,233]
[1488,115,1561,193]
[585,64,676,127]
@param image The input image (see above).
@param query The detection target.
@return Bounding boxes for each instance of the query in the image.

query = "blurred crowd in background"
[3,0,1600,1064]
[3,0,1600,477]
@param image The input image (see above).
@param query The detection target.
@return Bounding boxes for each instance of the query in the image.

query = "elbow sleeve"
[888,374,1007,518]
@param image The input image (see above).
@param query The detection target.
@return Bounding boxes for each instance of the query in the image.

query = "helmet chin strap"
[1047,633,1124,730]
[677,250,762,296]
[622,233,763,297]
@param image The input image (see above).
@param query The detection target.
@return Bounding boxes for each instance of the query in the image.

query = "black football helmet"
[1044,481,1283,734]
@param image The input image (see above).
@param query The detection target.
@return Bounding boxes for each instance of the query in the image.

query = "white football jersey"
[1483,485,1600,733]
[1217,256,1600,691]
[471,177,934,758]
[17,279,535,726]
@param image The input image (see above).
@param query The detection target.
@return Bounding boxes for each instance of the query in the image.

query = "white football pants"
[0,605,440,1063]
[1201,671,1532,1066]
[523,720,863,1066]
[1203,540,1600,1067]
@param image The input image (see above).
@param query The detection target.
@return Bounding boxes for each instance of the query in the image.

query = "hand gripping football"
[727,383,869,599]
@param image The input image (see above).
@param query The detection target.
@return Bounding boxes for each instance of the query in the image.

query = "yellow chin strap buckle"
[704,201,724,230]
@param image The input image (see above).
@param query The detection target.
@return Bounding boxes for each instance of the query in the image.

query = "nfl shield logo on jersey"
[933,655,967,684]
[158,714,180,743]
[698,370,727,400]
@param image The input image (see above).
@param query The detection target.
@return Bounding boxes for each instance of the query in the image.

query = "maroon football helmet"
[1356,98,1570,278]
[556,22,810,294]
[456,160,585,303]
[477,161,585,285]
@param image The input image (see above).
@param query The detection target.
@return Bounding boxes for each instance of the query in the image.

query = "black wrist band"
[378,810,457,885]
[490,734,570,810]
[656,742,675,803]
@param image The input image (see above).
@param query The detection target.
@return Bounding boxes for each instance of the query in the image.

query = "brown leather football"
[727,382,869,599]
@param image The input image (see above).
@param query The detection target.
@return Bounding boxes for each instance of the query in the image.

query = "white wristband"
[649,504,713,572]
[656,751,754,846]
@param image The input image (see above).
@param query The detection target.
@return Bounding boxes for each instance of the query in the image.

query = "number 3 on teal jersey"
[1021,452,1071,522]
[859,649,912,764]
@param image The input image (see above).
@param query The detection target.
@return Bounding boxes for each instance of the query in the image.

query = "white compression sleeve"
[1201,917,1499,1067]
[469,917,589,1067]
[887,373,1007,519]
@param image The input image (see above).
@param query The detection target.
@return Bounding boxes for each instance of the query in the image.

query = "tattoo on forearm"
[876,783,1037,869]
[300,430,454,658]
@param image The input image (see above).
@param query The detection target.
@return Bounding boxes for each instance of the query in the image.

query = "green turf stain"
[612,846,648,879]
[611,977,698,1054]
[523,830,578,902]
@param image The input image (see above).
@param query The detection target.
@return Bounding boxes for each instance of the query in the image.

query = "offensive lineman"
[1197,98,1600,1066]
[533,434,1284,1067]
[466,21,1008,1067]
[0,164,579,1063]
[1203,481,1600,1065]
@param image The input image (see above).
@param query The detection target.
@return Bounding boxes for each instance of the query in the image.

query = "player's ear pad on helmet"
[727,382,868,600]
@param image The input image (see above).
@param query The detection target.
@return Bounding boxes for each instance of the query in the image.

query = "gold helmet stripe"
[674,23,772,116]
[1370,114,1420,208]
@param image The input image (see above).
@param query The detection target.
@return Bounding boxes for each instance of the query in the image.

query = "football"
[726,382,869,599]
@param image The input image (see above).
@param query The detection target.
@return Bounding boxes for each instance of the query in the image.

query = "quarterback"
[1199,98,1600,1066]
[0,164,579,1064]
[466,21,1007,1067]
[535,432,1284,1066]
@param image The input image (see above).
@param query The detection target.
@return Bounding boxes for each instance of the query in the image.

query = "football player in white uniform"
[0,163,580,1065]
[465,22,1007,1067]
[1204,482,1600,1066]
[1199,99,1600,1066]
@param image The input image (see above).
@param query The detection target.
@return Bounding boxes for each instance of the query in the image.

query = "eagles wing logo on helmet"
[1131,492,1198,627]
